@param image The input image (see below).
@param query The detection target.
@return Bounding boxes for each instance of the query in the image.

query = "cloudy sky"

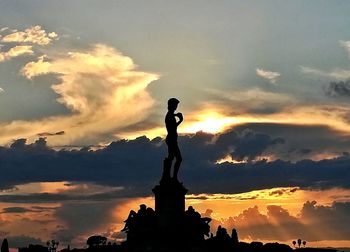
[0,0,350,250]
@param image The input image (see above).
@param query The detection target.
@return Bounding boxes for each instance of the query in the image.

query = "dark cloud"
[37,131,65,137]
[208,201,350,242]
[1,207,32,213]
[0,206,59,213]
[325,80,350,97]
[216,128,285,161]
[232,123,350,161]
[31,206,59,211]
[0,123,349,198]
[0,231,9,237]
[4,236,45,248]
[269,187,298,196]
[53,201,120,244]
[0,190,136,203]
[0,125,349,246]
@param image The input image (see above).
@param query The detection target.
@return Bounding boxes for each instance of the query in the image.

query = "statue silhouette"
[163,98,183,182]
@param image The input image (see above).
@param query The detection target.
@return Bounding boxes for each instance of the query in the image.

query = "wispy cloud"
[1,25,58,46]
[300,41,350,81]
[0,27,9,32]
[300,66,350,80]
[256,68,281,84]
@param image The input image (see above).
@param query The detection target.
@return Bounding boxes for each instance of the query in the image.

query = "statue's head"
[167,98,179,111]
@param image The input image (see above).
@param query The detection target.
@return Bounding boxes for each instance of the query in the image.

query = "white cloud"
[1,25,58,46]
[0,87,4,93]
[0,44,159,146]
[300,66,350,80]
[0,27,9,32]
[256,68,281,84]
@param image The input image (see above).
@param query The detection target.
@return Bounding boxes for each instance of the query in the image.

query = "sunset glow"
[1,1,350,250]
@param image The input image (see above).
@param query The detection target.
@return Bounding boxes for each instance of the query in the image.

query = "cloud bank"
[0,123,350,195]
[207,200,350,242]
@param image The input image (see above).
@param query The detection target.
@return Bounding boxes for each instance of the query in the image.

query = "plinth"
[152,180,188,244]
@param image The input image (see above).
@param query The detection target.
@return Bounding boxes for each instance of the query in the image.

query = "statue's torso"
[165,112,177,142]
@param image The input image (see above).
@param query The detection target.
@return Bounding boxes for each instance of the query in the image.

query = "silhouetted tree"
[1,238,9,252]
[47,240,59,252]
[231,228,239,245]
[86,236,107,248]
[292,240,296,248]
[18,244,48,252]
[303,240,307,247]
[297,238,302,248]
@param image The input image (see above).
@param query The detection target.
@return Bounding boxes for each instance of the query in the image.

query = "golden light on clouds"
[0,25,56,63]
[0,182,349,247]
[0,202,61,241]
[215,154,247,164]
[0,45,33,62]
[1,25,57,45]
[186,187,350,219]
[0,181,123,196]
[116,103,350,145]
[0,44,159,145]
[176,103,350,139]
[181,110,238,134]
[21,55,50,79]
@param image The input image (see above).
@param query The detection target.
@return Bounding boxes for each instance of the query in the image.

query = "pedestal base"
[152,180,188,245]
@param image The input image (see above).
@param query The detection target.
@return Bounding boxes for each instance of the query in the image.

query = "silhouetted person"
[164,98,183,181]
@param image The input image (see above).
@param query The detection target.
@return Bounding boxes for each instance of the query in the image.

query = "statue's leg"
[161,157,172,182]
[172,144,182,181]
[161,140,174,182]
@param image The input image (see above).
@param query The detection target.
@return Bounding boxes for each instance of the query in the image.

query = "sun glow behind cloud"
[181,110,238,134]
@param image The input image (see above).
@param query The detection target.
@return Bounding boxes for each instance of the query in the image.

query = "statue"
[162,98,183,182]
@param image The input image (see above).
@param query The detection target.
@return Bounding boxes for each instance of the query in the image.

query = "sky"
[0,0,350,250]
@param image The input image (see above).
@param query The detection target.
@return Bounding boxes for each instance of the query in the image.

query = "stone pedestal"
[152,180,188,245]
